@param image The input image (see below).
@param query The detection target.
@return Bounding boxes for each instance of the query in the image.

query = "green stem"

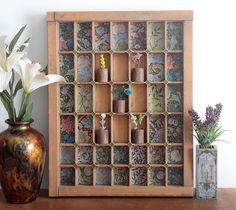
[18,92,30,121]
[8,72,16,122]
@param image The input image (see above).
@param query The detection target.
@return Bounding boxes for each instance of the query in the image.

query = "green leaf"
[9,25,27,54]
[17,38,30,52]
[0,93,13,120]
[22,103,33,121]
[18,92,30,121]
[13,80,23,97]
[40,65,48,74]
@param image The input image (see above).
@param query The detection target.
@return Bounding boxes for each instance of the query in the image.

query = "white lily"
[0,36,24,92]
[14,58,65,94]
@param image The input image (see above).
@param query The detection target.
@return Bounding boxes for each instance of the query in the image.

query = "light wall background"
[0,0,236,188]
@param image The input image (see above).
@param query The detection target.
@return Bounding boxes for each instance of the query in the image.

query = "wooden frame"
[48,11,193,197]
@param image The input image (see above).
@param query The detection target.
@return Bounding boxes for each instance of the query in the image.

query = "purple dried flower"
[188,109,202,127]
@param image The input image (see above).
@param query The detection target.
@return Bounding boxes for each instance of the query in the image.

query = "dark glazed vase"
[0,119,46,204]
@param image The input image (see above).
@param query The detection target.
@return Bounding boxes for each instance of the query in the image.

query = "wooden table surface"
[1,189,236,210]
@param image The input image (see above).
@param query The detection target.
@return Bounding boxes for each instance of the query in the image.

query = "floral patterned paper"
[167,53,183,81]
[167,22,183,50]
[60,146,75,164]
[60,115,75,143]
[96,146,111,164]
[167,146,183,164]
[131,167,147,186]
[113,146,129,164]
[112,22,128,51]
[59,23,74,51]
[148,84,165,112]
[77,146,93,164]
[60,167,75,185]
[167,115,183,143]
[96,167,111,185]
[149,167,165,186]
[148,22,165,50]
[149,146,165,164]
[77,54,92,82]
[149,115,165,143]
[131,146,147,165]
[147,53,165,82]
[130,22,146,50]
[168,167,183,186]
[59,54,74,82]
[77,22,92,51]
[114,167,129,185]
[95,22,110,51]
[60,85,74,113]
[78,85,93,113]
[78,115,93,143]
[78,167,93,185]
[167,84,183,112]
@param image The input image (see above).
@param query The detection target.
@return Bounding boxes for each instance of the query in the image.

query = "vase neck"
[5,119,34,130]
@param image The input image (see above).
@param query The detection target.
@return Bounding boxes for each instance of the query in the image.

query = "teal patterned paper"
[77,146,93,164]
[96,146,111,164]
[60,167,75,186]
[114,167,129,185]
[77,54,92,82]
[149,115,165,143]
[77,22,92,51]
[96,167,111,185]
[60,146,75,164]
[148,22,165,51]
[59,54,74,82]
[130,22,146,50]
[131,146,147,165]
[167,114,183,143]
[168,167,183,186]
[60,85,74,113]
[167,146,183,164]
[149,146,165,164]
[167,53,183,81]
[114,146,129,164]
[167,22,183,50]
[167,84,183,112]
[112,22,128,51]
[131,167,147,186]
[78,167,93,185]
[78,115,93,143]
[95,22,110,51]
[59,23,74,51]
[149,167,165,186]
[60,115,75,144]
[78,85,93,113]
[148,84,165,112]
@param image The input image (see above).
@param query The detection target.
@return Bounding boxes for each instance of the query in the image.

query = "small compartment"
[149,115,165,143]
[131,53,146,82]
[167,146,183,164]
[148,22,165,51]
[59,22,74,51]
[77,22,92,51]
[167,84,183,112]
[59,54,74,82]
[167,22,183,50]
[130,114,147,144]
[130,22,146,50]
[60,167,75,186]
[78,115,93,143]
[167,114,183,143]
[95,114,111,144]
[131,84,147,113]
[95,53,110,82]
[96,167,111,185]
[113,146,129,164]
[113,84,130,113]
[95,22,110,51]
[95,84,111,113]
[77,54,93,82]
[168,167,183,186]
[131,167,147,186]
[114,167,129,185]
[77,85,93,113]
[78,167,93,185]
[60,146,75,164]
[149,167,165,186]
[96,146,111,164]
[77,146,93,164]
[148,84,165,113]
[60,115,75,143]
[112,53,129,82]
[147,53,165,82]
[113,115,129,143]
[149,146,165,164]
[112,22,128,51]
[131,146,147,165]
[60,84,74,113]
[167,53,183,81]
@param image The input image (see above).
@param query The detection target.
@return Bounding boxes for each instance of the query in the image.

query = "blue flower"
[124,88,132,96]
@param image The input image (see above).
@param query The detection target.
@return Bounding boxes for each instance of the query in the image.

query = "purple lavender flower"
[188,109,202,127]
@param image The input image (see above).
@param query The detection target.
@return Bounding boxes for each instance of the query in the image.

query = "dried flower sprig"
[100,54,106,70]
[188,103,227,146]
[131,52,142,68]
[129,113,145,130]
[99,113,106,130]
